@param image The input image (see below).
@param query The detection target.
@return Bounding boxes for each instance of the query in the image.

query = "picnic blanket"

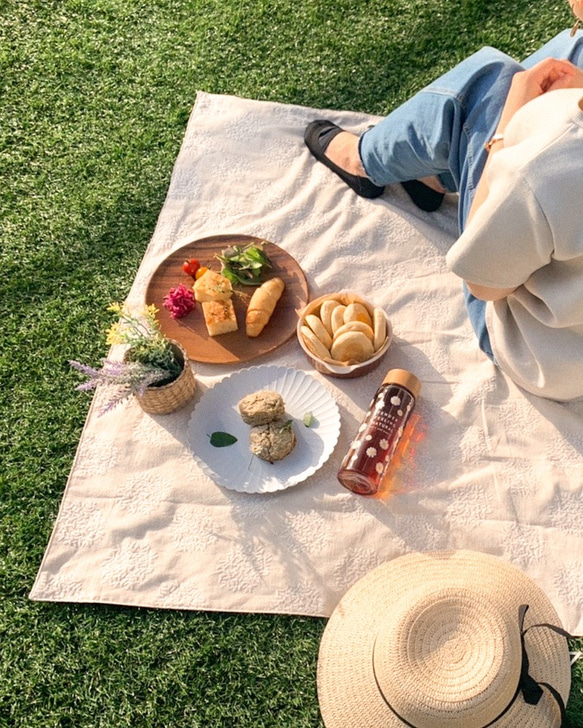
[30,92,583,635]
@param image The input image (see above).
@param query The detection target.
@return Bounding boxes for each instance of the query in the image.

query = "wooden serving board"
[145,234,310,364]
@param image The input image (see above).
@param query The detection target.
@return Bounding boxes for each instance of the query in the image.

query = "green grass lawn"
[1,0,582,725]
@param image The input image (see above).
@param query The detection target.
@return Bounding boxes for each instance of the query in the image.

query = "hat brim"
[317,550,570,728]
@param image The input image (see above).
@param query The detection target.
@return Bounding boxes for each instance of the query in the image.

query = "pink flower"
[163,284,196,319]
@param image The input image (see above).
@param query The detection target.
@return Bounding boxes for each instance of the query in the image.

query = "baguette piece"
[202,299,238,336]
[193,270,233,302]
[245,277,285,337]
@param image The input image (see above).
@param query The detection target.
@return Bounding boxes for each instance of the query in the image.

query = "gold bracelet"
[484,133,504,152]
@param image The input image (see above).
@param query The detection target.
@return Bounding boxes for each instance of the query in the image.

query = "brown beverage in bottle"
[337,369,421,496]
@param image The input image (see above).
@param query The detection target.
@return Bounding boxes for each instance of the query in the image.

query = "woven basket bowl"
[132,340,196,415]
[297,291,392,379]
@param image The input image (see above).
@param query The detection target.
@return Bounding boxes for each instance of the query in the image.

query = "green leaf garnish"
[279,419,293,432]
[209,431,238,447]
[215,242,271,286]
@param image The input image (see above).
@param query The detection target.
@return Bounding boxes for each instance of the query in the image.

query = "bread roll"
[330,331,374,363]
[245,277,285,337]
[301,325,331,361]
[305,314,333,349]
[330,305,347,334]
[319,299,341,335]
[343,302,373,327]
[333,321,374,342]
[373,307,387,351]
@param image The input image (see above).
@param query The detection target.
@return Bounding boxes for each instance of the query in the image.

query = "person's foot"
[304,120,385,199]
[401,179,445,212]
[304,119,446,210]
[323,131,365,177]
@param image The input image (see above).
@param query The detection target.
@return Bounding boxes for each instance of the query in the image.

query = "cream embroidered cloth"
[30,92,583,635]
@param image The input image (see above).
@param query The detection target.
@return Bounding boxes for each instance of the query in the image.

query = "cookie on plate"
[238,390,286,426]
[249,418,296,462]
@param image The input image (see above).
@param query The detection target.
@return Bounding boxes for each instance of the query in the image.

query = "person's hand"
[498,58,578,131]
[468,59,578,225]
[564,65,583,89]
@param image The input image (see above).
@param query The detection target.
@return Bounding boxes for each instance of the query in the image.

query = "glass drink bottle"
[337,368,421,496]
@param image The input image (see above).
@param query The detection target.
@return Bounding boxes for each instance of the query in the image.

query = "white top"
[446,88,583,401]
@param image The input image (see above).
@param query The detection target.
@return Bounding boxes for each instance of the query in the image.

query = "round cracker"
[333,321,374,342]
[343,302,373,327]
[319,299,341,336]
[305,314,333,349]
[300,325,331,361]
[330,305,347,334]
[373,307,387,351]
[330,331,374,363]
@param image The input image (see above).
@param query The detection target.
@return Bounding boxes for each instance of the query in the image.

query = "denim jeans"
[359,29,583,360]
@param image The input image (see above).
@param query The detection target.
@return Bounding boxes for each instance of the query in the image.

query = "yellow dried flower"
[106,322,123,346]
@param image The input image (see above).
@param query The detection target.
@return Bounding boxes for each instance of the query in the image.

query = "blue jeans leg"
[521,28,583,67]
[463,284,494,361]
[358,46,522,229]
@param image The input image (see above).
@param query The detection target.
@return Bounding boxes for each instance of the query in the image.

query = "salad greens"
[216,242,271,286]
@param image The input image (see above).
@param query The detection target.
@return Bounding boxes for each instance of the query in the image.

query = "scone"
[249,419,296,463]
[193,270,233,302]
[238,390,285,426]
[201,299,238,336]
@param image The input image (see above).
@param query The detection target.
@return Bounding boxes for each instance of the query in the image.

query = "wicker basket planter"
[130,341,196,415]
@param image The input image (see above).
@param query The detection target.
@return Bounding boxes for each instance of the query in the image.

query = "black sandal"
[400,179,444,212]
[304,120,385,199]
[305,120,445,211]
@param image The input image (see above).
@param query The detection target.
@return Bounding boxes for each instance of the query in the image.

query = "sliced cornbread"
[202,299,238,336]
[193,270,233,302]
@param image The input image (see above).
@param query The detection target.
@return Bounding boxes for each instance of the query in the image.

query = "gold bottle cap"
[382,369,421,399]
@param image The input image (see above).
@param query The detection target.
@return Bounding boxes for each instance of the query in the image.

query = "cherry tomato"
[195,266,209,280]
[182,258,201,278]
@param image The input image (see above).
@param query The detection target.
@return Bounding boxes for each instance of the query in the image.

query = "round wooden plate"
[145,234,309,364]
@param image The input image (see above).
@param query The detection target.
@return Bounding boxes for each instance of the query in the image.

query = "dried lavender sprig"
[70,359,170,415]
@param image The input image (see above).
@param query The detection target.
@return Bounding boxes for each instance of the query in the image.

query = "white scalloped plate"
[188,366,341,493]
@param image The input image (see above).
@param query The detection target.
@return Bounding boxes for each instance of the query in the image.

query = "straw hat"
[317,551,571,728]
